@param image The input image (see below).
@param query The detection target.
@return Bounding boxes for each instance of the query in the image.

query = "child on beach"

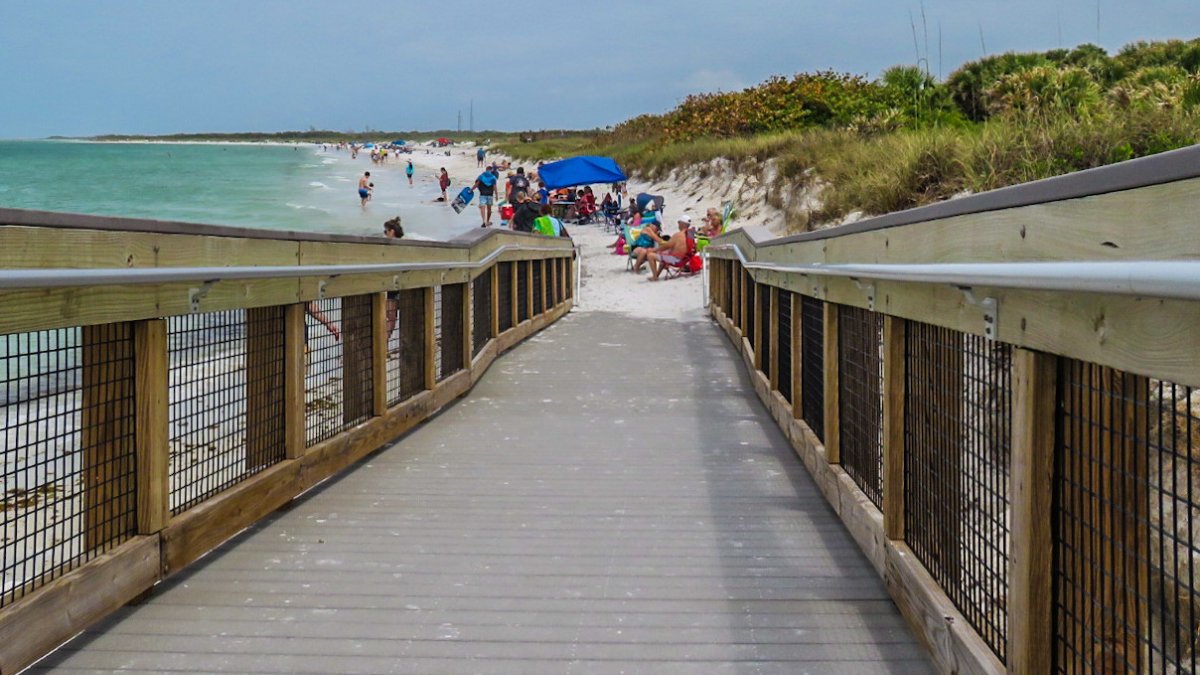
[405,160,414,185]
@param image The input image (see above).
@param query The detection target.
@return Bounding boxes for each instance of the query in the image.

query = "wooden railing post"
[490,265,500,339]
[246,307,286,472]
[768,287,780,390]
[81,323,137,551]
[283,304,306,458]
[740,269,749,335]
[823,303,840,463]
[525,261,535,321]
[540,260,549,314]
[1007,348,1058,674]
[753,282,763,370]
[371,293,388,417]
[550,257,559,308]
[341,295,373,424]
[882,316,906,540]
[510,262,519,328]
[134,319,168,534]
[423,286,437,390]
[461,281,473,369]
[791,293,803,419]
[730,264,740,330]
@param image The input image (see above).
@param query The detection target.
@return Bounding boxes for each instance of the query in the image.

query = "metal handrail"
[0,244,571,290]
[708,243,1200,302]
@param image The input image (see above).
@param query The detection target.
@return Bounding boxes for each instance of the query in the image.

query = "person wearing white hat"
[647,215,694,281]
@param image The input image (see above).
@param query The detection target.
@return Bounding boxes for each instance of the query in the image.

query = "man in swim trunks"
[647,215,693,281]
[358,172,372,207]
[474,167,498,227]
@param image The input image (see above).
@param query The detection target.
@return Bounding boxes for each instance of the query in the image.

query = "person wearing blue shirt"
[474,167,498,227]
[536,182,549,205]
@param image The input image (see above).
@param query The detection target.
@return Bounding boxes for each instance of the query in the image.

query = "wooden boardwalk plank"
[35,313,931,674]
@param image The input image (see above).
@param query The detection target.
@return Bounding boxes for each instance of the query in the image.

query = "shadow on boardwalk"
[35,311,931,674]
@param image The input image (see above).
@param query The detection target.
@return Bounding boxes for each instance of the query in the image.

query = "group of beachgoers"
[609,202,724,281]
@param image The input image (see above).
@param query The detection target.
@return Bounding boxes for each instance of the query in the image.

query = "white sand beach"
[390,145,724,323]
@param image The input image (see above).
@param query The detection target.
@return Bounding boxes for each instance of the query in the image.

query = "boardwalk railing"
[0,210,575,674]
[706,144,1200,674]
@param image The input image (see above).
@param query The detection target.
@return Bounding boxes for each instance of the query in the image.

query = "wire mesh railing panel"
[391,289,427,404]
[904,322,1012,661]
[439,284,465,380]
[384,291,404,406]
[800,296,825,442]
[0,325,136,607]
[472,272,491,358]
[778,291,793,404]
[304,296,374,447]
[838,304,884,509]
[532,261,545,316]
[497,263,514,333]
[516,262,529,323]
[1053,364,1200,673]
[168,309,285,514]
[564,258,573,300]
[757,285,771,379]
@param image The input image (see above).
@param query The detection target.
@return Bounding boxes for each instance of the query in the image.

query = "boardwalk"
[36,312,931,674]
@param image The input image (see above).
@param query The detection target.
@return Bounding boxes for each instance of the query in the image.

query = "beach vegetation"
[496,36,1200,233]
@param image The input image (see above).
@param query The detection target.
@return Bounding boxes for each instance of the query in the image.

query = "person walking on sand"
[476,147,486,167]
[405,160,414,185]
[474,166,498,227]
[358,171,373,207]
[438,168,450,202]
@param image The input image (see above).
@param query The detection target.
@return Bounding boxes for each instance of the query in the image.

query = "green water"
[0,140,469,239]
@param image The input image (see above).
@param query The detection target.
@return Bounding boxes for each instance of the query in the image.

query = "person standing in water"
[405,160,414,185]
[358,171,372,207]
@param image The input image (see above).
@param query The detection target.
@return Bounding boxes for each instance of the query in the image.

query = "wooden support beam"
[133,320,168,534]
[753,282,763,371]
[283,304,306,458]
[341,295,373,425]
[424,286,437,390]
[550,257,559,308]
[246,307,286,472]
[510,262,519,328]
[372,293,388,417]
[823,303,840,464]
[490,265,500,339]
[882,315,906,541]
[769,287,780,391]
[530,260,540,319]
[461,281,473,372]
[791,292,803,419]
[81,323,136,551]
[1057,364,1149,673]
[397,288,427,402]
[1007,348,1057,674]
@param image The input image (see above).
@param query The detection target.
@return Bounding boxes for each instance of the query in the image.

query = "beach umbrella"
[391,140,406,145]
[363,143,375,149]
[538,156,627,190]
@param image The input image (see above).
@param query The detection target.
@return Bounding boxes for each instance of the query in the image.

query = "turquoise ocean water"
[0,140,479,397]
[0,140,472,239]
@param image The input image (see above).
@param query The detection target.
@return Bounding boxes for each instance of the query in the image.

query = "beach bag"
[686,254,704,274]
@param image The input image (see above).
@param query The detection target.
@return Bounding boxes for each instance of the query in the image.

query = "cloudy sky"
[1,0,1195,137]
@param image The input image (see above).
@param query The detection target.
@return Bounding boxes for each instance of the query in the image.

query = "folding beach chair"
[661,231,700,280]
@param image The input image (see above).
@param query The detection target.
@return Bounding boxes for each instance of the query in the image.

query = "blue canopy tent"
[538,156,627,190]
[391,140,406,145]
